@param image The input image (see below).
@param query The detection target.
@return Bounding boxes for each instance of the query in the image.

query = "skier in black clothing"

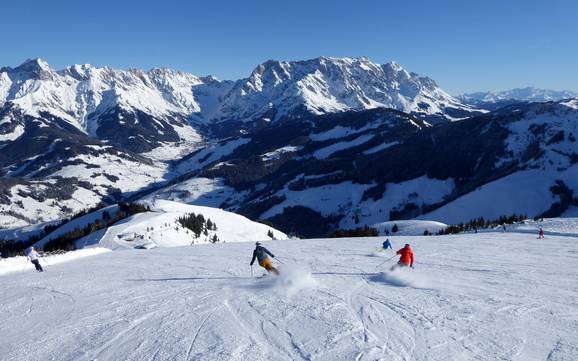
[250,242,279,275]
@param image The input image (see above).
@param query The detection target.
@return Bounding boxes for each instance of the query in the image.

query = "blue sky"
[2,0,577,94]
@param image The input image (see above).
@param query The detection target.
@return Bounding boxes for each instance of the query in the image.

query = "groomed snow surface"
[0,248,110,277]
[2,232,577,361]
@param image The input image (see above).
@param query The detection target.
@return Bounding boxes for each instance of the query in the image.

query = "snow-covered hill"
[505,216,578,237]
[1,232,577,360]
[29,200,287,250]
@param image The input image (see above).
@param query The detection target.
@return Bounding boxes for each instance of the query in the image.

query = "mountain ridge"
[458,87,578,111]
[1,57,578,236]
[1,56,482,134]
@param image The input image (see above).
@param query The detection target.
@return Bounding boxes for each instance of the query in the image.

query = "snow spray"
[372,267,434,289]
[274,264,318,298]
[250,263,318,298]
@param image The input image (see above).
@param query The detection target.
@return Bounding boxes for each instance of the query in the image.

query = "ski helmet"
[255,241,261,246]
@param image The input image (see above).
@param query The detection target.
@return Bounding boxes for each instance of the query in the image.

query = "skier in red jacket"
[393,244,414,269]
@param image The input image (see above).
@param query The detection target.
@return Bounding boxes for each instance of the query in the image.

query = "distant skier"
[538,227,545,239]
[382,239,392,251]
[392,244,414,270]
[250,242,279,275]
[25,247,44,272]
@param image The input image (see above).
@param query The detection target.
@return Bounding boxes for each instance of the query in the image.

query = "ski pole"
[250,265,254,278]
[378,255,397,268]
[40,258,49,271]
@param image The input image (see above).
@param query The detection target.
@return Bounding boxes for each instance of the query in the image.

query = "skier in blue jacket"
[250,242,279,275]
[382,239,392,250]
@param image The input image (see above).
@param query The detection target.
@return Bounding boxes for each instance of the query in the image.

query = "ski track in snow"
[1,233,577,361]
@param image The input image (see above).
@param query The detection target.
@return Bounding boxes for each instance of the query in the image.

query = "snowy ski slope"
[1,232,577,361]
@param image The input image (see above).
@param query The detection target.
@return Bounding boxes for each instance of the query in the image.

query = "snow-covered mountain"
[0,59,233,228]
[418,99,578,223]
[2,57,578,238]
[4,98,578,236]
[0,107,169,228]
[0,57,479,176]
[0,57,484,230]
[459,87,578,110]
[0,58,229,156]
[215,57,483,126]
[0,57,480,151]
[147,99,578,236]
